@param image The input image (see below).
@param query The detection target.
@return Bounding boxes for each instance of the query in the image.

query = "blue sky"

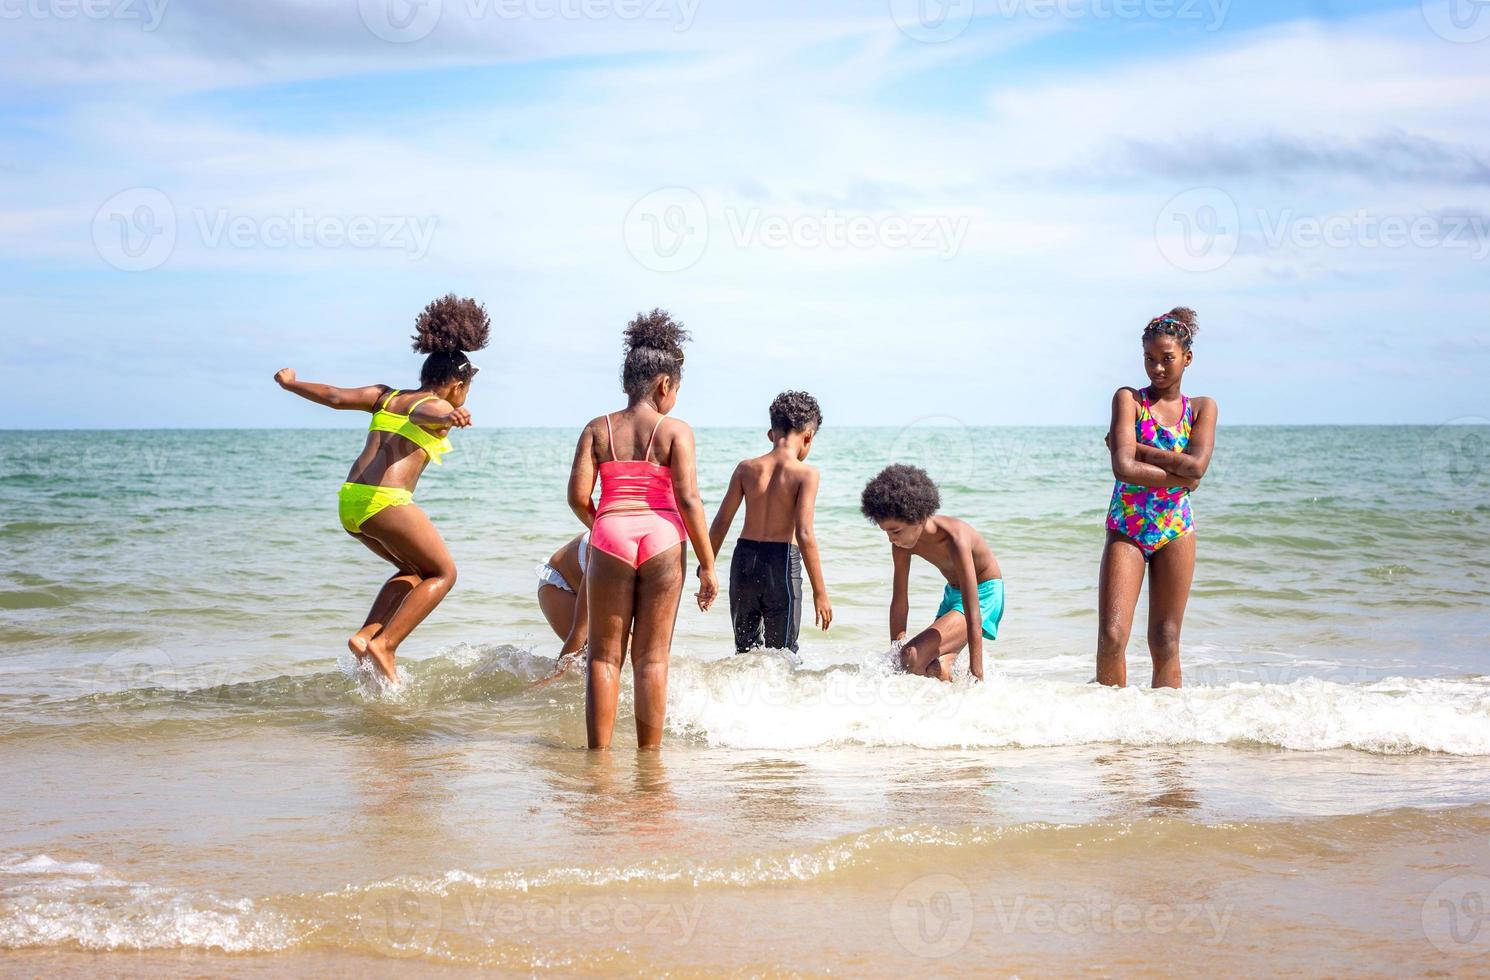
[1,0,1487,428]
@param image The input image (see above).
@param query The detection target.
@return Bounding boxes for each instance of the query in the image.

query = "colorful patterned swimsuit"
[1106,388,1195,559]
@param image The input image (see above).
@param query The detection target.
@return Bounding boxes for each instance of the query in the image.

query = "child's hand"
[445,406,473,428]
[274,368,296,388]
[814,593,832,631]
[695,567,719,612]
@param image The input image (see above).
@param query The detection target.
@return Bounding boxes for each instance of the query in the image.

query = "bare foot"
[347,627,377,660]
[364,636,400,684]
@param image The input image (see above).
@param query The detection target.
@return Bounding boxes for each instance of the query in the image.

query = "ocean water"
[2,425,1489,974]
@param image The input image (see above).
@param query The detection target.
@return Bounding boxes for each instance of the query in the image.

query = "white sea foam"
[0,854,295,952]
[665,656,1490,754]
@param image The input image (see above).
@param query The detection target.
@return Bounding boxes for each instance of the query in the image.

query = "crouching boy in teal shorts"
[861,465,1004,682]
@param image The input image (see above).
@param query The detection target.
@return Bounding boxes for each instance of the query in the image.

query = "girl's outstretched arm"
[274,368,388,412]
[1108,389,1198,490]
[568,423,600,529]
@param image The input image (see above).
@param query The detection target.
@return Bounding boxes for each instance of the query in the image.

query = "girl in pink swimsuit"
[567,309,719,749]
[1096,307,1218,690]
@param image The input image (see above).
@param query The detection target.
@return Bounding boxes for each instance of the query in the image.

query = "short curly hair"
[411,293,491,387]
[768,390,822,435]
[861,464,941,525]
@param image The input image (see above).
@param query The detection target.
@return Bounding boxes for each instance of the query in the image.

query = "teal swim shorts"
[936,579,1005,641]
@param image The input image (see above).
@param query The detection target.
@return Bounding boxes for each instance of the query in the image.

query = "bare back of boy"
[734,452,815,542]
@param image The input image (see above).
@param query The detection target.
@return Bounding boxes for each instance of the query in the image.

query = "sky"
[1,0,1487,428]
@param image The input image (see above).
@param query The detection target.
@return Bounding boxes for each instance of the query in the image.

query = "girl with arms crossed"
[1098,308,1217,689]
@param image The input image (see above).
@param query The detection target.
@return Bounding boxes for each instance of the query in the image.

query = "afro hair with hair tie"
[411,293,491,388]
[621,308,691,397]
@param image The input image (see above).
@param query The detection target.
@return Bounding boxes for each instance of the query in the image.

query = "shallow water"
[2,426,1489,973]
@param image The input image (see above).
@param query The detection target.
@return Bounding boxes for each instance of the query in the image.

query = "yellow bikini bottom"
[338,482,413,534]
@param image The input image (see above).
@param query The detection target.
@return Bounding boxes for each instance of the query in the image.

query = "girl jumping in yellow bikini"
[275,294,490,683]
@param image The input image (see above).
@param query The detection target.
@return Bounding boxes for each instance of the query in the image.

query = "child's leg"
[761,546,803,655]
[347,531,422,658]
[1096,531,1147,687]
[355,504,457,682]
[1146,533,1195,689]
[729,546,764,653]
[629,544,685,749]
[899,610,968,682]
[585,548,636,749]
[537,583,578,641]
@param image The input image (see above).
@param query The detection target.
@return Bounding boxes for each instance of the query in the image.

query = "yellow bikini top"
[368,389,453,465]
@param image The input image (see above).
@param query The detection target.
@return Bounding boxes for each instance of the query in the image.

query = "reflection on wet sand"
[1093,748,1201,817]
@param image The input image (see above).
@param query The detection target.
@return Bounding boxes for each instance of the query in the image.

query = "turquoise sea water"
[3,425,1490,970]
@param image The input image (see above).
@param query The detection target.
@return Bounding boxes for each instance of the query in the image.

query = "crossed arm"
[1107,389,1217,489]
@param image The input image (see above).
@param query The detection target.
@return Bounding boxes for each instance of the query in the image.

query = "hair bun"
[1145,306,1199,348]
[411,294,491,355]
[624,308,690,355]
